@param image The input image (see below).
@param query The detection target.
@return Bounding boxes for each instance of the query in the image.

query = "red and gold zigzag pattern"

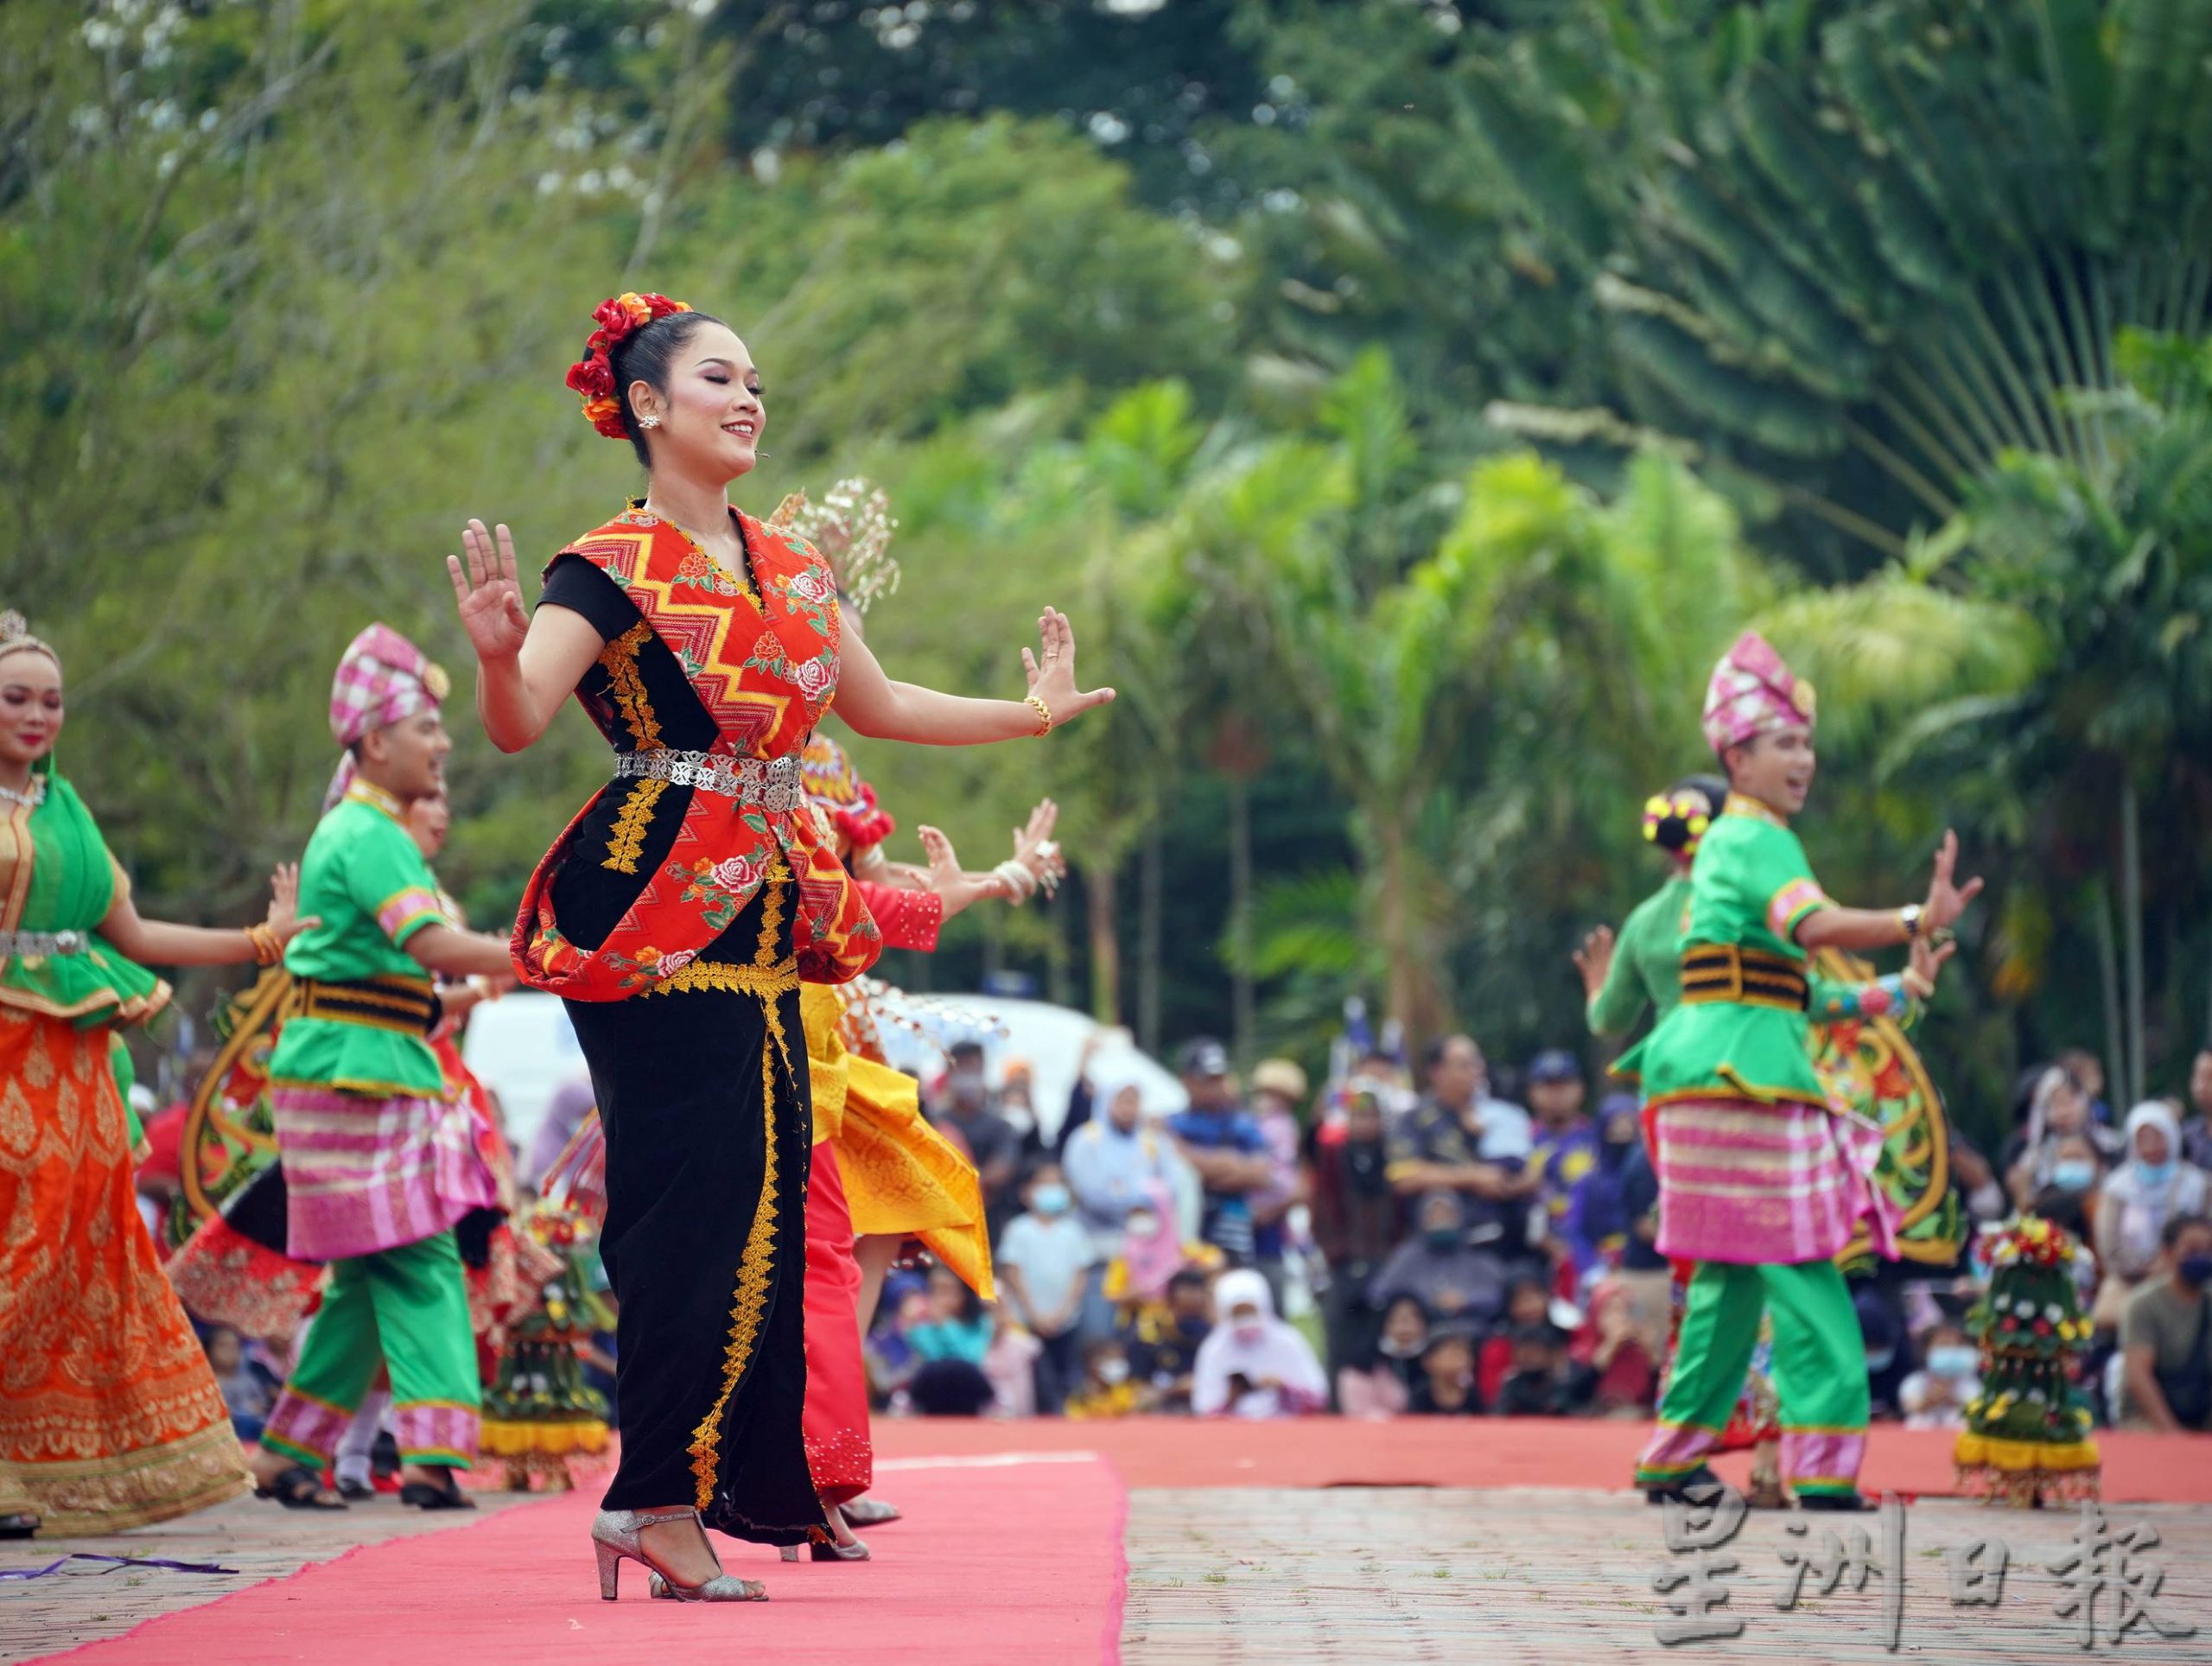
[510,504,880,1002]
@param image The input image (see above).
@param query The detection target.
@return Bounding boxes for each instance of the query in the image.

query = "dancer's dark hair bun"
[1643,773,1729,855]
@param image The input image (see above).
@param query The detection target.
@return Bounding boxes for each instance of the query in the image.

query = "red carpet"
[44,1455,1126,1666]
[872,1416,2212,1502]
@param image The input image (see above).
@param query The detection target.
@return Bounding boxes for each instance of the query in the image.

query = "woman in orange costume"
[0,611,310,1536]
[445,295,1111,1602]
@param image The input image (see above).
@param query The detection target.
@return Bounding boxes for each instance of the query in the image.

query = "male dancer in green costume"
[247,625,518,1511]
[1621,632,1979,1509]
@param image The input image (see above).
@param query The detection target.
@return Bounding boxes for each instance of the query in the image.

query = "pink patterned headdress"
[1700,629,1815,755]
[325,622,448,809]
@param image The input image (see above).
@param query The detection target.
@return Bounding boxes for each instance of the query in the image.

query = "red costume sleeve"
[855,878,943,954]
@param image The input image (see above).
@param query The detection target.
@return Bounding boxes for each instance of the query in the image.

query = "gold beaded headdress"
[0,611,60,670]
[766,478,901,615]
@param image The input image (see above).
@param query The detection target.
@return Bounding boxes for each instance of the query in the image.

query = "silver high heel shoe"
[651,1532,866,1597]
[779,1536,869,1563]
[591,1507,767,1602]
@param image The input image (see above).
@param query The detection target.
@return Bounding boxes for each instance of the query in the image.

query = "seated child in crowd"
[1492,1322,1595,1417]
[1126,1268,1215,1414]
[1408,1328,1482,1416]
[1478,1276,1554,1405]
[1192,1270,1326,1418]
[1064,1337,1148,1419]
[1338,1294,1431,1418]
[1898,1320,1981,1431]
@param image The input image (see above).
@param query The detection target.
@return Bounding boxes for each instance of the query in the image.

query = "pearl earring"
[638,415,662,429]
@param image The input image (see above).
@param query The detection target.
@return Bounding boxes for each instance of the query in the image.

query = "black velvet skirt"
[562,877,824,1546]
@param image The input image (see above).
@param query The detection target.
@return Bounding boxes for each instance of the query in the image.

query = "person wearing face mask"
[1338,1294,1432,1417]
[1897,1321,1980,1430]
[2005,1066,2124,1210]
[994,1160,1099,1414]
[1370,1191,1511,1331]
[1191,1269,1327,1418]
[1063,1339,1147,1419]
[929,1040,1025,1234]
[2094,1102,2212,1329]
[2118,1215,2212,1432]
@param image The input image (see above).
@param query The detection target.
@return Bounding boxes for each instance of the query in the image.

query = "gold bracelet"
[1025,693,1053,736]
[246,924,281,967]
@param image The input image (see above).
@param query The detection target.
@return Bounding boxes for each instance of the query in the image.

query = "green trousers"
[1635,1259,1870,1497]
[260,1230,481,1470]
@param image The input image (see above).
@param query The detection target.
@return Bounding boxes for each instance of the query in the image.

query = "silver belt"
[612,749,805,811]
[0,929,88,958]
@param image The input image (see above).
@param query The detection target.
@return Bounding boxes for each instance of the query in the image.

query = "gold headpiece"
[766,478,901,615]
[0,611,60,670]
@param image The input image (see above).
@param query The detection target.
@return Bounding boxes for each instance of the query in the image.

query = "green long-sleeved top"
[1586,874,1692,1041]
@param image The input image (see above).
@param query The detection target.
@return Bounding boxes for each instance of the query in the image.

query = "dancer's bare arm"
[836,609,1113,744]
[446,520,603,753]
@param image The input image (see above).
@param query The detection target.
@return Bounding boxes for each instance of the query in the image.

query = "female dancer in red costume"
[446,295,1112,1603]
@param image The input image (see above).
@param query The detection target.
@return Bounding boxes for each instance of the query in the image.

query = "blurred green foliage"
[8,0,2211,1143]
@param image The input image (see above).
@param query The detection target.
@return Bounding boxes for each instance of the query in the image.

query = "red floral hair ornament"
[565,291,693,439]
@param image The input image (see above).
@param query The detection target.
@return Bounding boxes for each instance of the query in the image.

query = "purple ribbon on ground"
[0,1553,238,1580]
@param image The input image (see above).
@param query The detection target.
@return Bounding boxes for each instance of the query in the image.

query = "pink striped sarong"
[272,1083,498,1262]
[1652,1094,1897,1266]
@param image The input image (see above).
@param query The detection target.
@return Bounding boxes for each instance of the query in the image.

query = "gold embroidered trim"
[688,864,794,1508]
[601,621,663,750]
[639,956,798,1000]
[602,778,666,874]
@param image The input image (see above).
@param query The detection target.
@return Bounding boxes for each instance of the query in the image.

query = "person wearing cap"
[1166,1039,1273,1264]
[1526,1048,1597,1269]
[246,625,518,1514]
[1385,1035,1536,1254]
[1622,630,1978,1509]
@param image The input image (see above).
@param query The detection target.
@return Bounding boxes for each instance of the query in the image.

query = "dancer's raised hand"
[1573,925,1616,998]
[264,862,321,945]
[1921,830,1983,932]
[1013,798,1064,885]
[447,519,530,664]
[1908,934,1956,995]
[1019,609,1115,725]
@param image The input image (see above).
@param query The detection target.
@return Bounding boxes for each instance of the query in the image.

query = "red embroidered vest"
[511,504,881,1001]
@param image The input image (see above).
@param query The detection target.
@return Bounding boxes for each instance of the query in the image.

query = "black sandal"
[0,1511,38,1540]
[399,1473,476,1511]
[255,1466,348,1510]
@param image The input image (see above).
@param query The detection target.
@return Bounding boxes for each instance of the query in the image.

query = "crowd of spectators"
[865,1026,2212,1434]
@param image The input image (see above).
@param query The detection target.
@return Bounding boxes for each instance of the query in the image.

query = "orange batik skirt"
[0,1007,251,1533]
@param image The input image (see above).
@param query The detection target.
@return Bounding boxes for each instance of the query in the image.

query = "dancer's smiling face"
[629,319,765,486]
[1725,726,1816,817]
[0,649,63,772]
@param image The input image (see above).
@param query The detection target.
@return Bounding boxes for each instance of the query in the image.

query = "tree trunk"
[1084,862,1122,1026]
[1227,774,1255,1069]
[1376,818,1450,1054]
[2092,879,2125,1109]
[1138,825,1163,1055]
[2121,777,2147,1107]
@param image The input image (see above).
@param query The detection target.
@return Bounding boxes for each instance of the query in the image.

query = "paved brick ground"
[0,1488,546,1663]
[11,1481,2208,1663]
[1122,1487,2212,1664]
